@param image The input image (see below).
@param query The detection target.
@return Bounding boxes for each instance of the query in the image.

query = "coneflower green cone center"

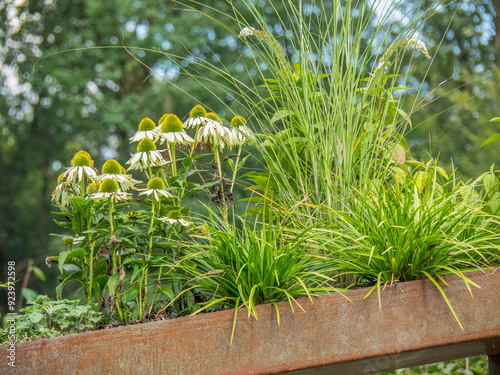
[206,112,222,125]
[102,159,123,174]
[161,114,183,133]
[100,179,119,193]
[230,116,247,128]
[147,177,165,190]
[138,117,156,131]
[87,182,101,194]
[137,138,156,152]
[71,152,93,167]
[190,104,206,118]
[167,210,182,219]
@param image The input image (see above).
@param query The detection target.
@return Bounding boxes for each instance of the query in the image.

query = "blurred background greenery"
[0,0,498,372]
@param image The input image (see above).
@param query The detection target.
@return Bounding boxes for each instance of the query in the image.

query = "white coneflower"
[62,150,98,184]
[228,115,254,147]
[94,159,141,191]
[51,173,79,205]
[196,112,230,150]
[183,105,217,129]
[238,27,256,37]
[126,138,167,171]
[158,114,194,146]
[139,177,173,201]
[160,209,192,227]
[91,179,131,201]
[130,117,158,142]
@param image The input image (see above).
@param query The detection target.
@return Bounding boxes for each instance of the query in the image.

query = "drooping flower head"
[158,114,194,146]
[63,150,98,184]
[184,105,213,129]
[139,177,174,201]
[196,112,229,150]
[91,178,130,201]
[228,115,254,147]
[52,172,77,205]
[160,209,192,227]
[94,159,141,191]
[126,138,167,171]
[130,117,158,142]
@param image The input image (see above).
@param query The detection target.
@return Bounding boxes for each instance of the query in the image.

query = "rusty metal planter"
[2,270,500,374]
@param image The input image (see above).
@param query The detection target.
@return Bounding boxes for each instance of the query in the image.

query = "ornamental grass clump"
[179,216,342,344]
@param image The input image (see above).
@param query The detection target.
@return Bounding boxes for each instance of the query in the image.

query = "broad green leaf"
[106,273,120,296]
[394,145,405,165]
[483,173,497,195]
[22,288,39,303]
[121,289,139,304]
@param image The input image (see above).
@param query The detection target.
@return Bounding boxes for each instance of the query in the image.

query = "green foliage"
[0,295,104,344]
[377,355,488,375]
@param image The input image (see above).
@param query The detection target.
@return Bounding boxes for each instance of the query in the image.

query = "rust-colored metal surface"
[1,270,499,374]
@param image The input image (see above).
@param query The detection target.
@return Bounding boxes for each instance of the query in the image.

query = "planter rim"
[3,269,500,375]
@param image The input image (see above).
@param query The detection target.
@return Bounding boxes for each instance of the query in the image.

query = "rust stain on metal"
[1,270,500,375]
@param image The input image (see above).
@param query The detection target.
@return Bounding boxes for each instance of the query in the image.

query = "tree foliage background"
[1,0,499,309]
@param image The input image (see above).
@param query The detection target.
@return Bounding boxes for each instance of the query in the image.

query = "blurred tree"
[399,0,500,179]
[0,0,280,308]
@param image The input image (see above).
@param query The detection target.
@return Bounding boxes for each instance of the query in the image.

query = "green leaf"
[394,145,405,165]
[483,173,497,195]
[106,273,120,296]
[435,166,449,180]
[480,134,500,147]
[32,266,46,282]
[490,117,500,122]
[22,288,39,303]
[56,271,86,299]
[72,212,83,236]
[122,289,139,305]
[227,158,235,171]
[182,156,193,169]
[489,192,500,214]
[69,196,88,217]
[270,109,293,123]
[415,171,427,193]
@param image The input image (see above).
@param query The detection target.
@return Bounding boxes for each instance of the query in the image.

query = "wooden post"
[490,354,500,375]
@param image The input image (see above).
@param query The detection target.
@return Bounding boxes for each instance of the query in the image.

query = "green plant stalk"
[213,144,228,224]
[108,197,124,322]
[230,145,242,194]
[140,198,157,320]
[179,125,199,201]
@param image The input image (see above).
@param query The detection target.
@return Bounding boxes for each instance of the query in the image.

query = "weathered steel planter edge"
[1,269,499,374]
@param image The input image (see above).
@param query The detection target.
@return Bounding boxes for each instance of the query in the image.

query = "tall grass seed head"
[87,181,101,194]
[100,178,119,193]
[161,114,183,133]
[147,177,165,190]
[230,116,247,128]
[206,112,223,125]
[102,159,124,174]
[71,150,94,167]
[190,105,207,118]
[137,138,157,152]
[138,117,156,131]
